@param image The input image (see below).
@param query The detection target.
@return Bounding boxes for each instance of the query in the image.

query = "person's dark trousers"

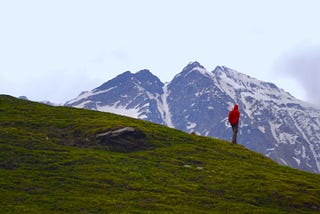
[231,123,238,144]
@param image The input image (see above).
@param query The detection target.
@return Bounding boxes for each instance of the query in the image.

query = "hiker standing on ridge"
[228,104,240,144]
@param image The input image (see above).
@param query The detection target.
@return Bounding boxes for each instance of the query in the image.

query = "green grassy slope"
[0,95,320,213]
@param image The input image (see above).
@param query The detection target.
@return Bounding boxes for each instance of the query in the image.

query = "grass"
[0,94,320,213]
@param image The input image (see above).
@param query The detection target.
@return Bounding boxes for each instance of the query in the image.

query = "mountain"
[18,95,57,106]
[66,62,320,174]
[1,95,320,213]
[66,70,166,123]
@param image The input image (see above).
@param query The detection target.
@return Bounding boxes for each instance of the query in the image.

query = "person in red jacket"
[228,104,240,144]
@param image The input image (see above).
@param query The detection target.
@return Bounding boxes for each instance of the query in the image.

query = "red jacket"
[228,105,240,125]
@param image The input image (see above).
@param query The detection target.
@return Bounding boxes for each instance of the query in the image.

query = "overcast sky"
[1,0,320,105]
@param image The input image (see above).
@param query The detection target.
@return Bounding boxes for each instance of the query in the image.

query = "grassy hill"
[0,95,320,213]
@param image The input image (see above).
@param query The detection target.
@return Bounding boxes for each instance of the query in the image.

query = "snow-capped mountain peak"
[66,62,320,174]
[173,61,213,80]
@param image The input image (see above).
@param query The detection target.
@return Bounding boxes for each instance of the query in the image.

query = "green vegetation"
[0,95,320,213]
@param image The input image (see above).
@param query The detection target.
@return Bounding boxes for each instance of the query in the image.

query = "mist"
[275,44,320,107]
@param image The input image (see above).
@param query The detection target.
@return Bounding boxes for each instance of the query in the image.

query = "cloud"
[275,44,320,106]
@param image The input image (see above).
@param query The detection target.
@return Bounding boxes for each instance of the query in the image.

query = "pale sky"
[1,0,320,105]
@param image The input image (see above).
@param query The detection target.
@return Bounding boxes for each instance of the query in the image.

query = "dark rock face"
[96,127,152,152]
[66,62,320,173]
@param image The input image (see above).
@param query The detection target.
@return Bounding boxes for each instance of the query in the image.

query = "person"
[228,104,240,144]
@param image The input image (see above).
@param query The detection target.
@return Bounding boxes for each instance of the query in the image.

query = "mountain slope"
[1,95,320,213]
[66,62,320,174]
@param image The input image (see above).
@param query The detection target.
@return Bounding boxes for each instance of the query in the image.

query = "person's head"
[234,104,238,110]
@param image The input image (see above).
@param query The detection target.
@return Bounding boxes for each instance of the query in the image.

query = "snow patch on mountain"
[66,87,117,105]
[161,83,174,127]
[187,122,197,130]
[190,66,213,79]
[97,102,142,118]
[258,126,265,133]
